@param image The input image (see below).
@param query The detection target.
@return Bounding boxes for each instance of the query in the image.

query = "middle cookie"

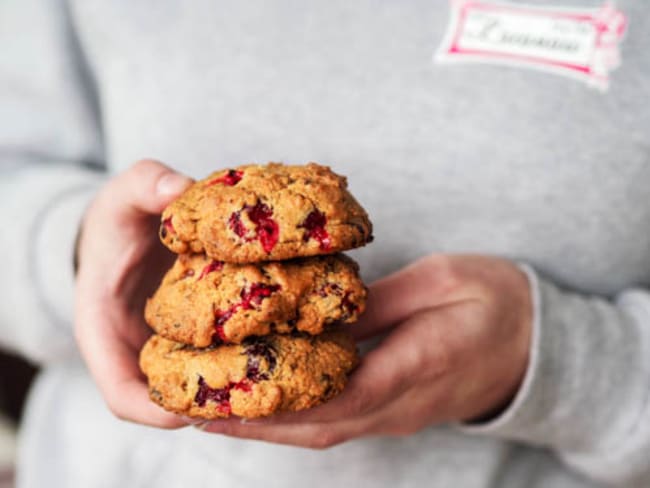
[145,253,367,346]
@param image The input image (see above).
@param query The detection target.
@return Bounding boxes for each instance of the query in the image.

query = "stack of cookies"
[139,163,373,419]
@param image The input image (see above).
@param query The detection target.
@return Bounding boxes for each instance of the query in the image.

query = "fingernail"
[157,173,192,196]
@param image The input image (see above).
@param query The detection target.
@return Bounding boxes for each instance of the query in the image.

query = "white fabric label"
[435,1,627,90]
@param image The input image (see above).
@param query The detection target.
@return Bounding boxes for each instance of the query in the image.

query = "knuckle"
[343,389,370,417]
[469,273,497,301]
[427,327,458,376]
[435,345,455,376]
[424,255,462,294]
[399,342,427,378]
[407,318,456,378]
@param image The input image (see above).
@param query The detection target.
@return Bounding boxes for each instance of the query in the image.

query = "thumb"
[109,159,194,216]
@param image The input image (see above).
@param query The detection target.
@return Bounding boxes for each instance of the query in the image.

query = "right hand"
[74,159,193,427]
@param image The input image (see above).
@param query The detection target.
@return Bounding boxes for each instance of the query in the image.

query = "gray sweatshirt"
[1,0,650,487]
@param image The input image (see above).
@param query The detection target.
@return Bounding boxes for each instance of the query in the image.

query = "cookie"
[159,163,373,262]
[145,253,367,347]
[139,332,359,419]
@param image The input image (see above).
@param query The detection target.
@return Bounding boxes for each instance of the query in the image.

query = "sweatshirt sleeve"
[0,0,106,363]
[461,265,650,487]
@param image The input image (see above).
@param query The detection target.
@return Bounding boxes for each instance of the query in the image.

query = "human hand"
[202,254,533,447]
[74,160,193,427]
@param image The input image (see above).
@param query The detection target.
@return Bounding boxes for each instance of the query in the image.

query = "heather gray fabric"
[1,0,650,487]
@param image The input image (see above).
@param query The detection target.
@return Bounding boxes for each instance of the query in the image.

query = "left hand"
[74,160,194,428]
[202,254,533,448]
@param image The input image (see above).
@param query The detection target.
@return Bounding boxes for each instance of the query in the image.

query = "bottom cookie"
[139,332,359,419]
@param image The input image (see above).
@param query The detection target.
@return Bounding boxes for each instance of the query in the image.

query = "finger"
[279,306,465,426]
[202,372,449,447]
[200,369,440,447]
[108,371,187,428]
[75,298,185,429]
[201,359,445,447]
[86,332,185,429]
[350,255,478,341]
[201,411,381,449]
[360,304,492,427]
[103,159,194,217]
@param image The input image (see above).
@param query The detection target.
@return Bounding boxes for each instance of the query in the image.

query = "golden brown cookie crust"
[144,253,367,347]
[139,332,359,419]
[159,163,373,262]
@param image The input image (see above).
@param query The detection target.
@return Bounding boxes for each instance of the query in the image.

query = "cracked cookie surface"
[145,253,367,346]
[139,332,358,419]
[159,163,373,262]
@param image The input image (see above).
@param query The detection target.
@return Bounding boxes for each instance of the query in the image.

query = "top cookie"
[159,163,373,262]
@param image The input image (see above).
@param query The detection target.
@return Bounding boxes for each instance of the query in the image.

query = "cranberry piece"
[299,210,331,251]
[160,216,175,238]
[195,376,231,408]
[232,379,252,392]
[228,203,279,253]
[245,361,265,382]
[213,323,228,343]
[315,283,357,318]
[207,169,244,186]
[212,309,234,343]
[195,375,253,414]
[247,202,279,253]
[163,217,175,232]
[211,283,280,343]
[215,309,234,328]
[317,282,342,298]
[240,283,281,310]
[244,341,277,381]
[228,211,248,238]
[197,260,224,280]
